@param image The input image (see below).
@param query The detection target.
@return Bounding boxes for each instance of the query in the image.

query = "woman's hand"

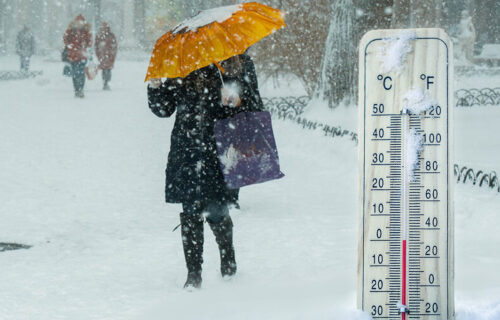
[221,86,241,107]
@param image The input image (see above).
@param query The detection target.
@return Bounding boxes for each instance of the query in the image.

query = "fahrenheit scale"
[358,29,454,319]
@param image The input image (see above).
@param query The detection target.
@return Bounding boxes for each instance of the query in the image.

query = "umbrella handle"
[214,61,226,75]
[214,61,226,87]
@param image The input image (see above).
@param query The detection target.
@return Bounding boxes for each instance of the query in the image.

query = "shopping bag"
[85,52,98,80]
[214,111,284,189]
[61,47,69,62]
[63,64,71,77]
[85,63,98,80]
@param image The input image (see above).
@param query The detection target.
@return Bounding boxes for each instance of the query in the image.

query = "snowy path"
[0,56,499,319]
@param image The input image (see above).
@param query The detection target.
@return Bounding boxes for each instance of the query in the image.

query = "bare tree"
[134,0,146,48]
[392,0,443,28]
[252,0,331,96]
[391,0,409,28]
[93,0,102,28]
[360,0,393,30]
[251,0,398,108]
[314,0,357,107]
[0,0,5,53]
[471,0,500,47]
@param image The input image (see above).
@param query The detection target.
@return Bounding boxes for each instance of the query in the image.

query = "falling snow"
[405,128,423,182]
[220,143,240,174]
[0,1,499,319]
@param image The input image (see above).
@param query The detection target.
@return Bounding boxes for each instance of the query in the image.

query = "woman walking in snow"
[147,54,263,289]
[63,15,92,98]
[95,22,117,90]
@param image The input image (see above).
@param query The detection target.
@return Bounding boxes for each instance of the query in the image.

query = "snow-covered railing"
[455,88,500,107]
[0,242,31,252]
[454,165,500,192]
[262,96,309,116]
[0,70,43,81]
[263,96,358,143]
[264,97,500,193]
[263,88,500,113]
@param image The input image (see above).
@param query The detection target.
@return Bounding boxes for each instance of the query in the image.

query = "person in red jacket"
[95,22,118,91]
[63,15,92,98]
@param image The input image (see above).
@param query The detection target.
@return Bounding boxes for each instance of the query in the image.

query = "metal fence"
[262,96,309,116]
[0,70,43,81]
[262,88,500,144]
[0,242,31,252]
[262,88,500,142]
[262,96,358,143]
[454,165,500,193]
[263,88,500,112]
[263,96,500,193]
[455,88,500,107]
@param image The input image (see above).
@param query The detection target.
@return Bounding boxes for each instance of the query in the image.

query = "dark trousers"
[102,69,111,84]
[20,56,30,72]
[180,199,236,281]
[71,61,86,93]
[227,189,239,204]
[182,200,229,224]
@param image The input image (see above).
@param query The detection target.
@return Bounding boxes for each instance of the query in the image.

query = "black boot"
[103,81,110,90]
[208,215,237,278]
[180,213,204,289]
[227,189,240,209]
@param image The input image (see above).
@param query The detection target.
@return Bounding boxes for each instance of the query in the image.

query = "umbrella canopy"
[145,2,286,81]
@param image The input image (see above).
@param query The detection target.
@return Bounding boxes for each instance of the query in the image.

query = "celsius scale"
[358,29,454,319]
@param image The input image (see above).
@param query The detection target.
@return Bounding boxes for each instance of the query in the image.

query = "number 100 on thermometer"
[358,29,454,320]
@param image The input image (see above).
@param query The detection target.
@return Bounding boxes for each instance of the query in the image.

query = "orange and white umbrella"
[145,2,286,81]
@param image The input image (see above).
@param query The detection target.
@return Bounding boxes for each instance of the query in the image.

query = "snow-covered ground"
[0,55,499,320]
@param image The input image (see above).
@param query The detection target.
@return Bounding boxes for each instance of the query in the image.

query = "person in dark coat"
[63,15,92,98]
[16,26,35,73]
[95,22,117,90]
[147,53,263,289]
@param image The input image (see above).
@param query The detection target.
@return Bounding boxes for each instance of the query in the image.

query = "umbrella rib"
[211,22,241,55]
[243,4,285,21]
[177,34,184,78]
[198,28,218,64]
[238,11,286,28]
[192,27,221,72]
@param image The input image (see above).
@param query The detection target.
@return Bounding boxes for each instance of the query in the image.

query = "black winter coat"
[148,54,264,205]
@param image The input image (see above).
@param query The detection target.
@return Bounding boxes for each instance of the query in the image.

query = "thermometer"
[358,28,454,320]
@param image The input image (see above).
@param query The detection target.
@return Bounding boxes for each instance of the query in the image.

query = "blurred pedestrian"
[16,26,35,73]
[147,53,263,289]
[63,15,92,98]
[95,22,117,91]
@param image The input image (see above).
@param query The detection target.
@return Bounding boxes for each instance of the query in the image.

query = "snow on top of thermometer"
[405,128,423,182]
[378,30,417,73]
[172,5,242,34]
[402,87,436,114]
